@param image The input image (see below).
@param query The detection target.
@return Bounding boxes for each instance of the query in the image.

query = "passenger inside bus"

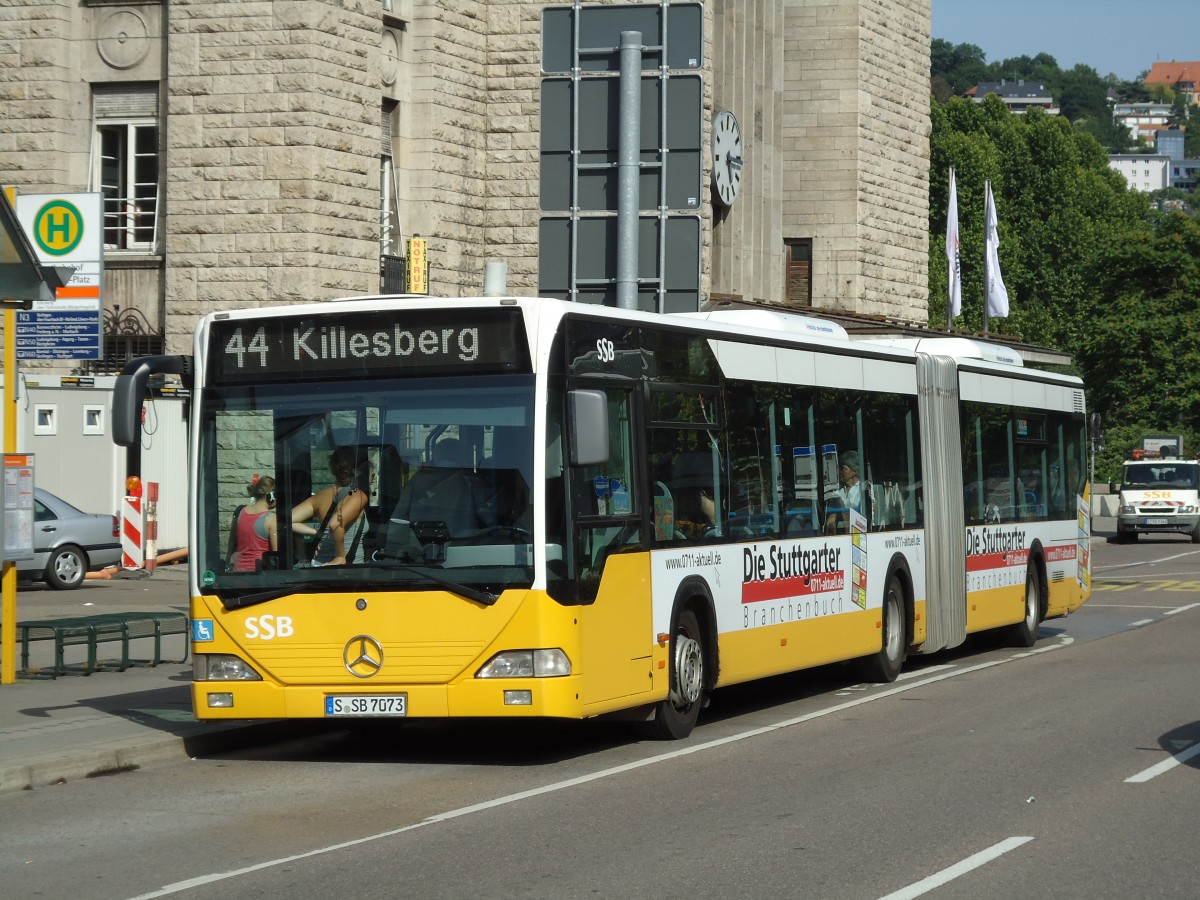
[228,475,278,572]
[667,450,720,540]
[984,466,1026,523]
[291,446,372,565]
[824,450,863,534]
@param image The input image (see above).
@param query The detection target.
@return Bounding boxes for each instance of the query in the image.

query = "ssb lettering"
[246,615,294,640]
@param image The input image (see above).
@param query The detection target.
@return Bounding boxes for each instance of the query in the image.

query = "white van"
[1115,456,1200,542]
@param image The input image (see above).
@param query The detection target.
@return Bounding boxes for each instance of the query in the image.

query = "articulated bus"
[113,296,1092,739]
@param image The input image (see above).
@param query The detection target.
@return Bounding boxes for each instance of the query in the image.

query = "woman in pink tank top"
[232,475,279,572]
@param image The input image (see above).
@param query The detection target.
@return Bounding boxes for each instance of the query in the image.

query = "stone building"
[0,0,931,369]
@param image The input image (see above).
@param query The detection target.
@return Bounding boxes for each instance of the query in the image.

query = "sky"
[932,0,1196,82]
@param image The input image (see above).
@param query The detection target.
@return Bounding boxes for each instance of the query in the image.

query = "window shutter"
[93,83,159,119]
[381,102,397,156]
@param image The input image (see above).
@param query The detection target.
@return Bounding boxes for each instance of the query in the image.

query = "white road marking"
[877,836,1034,900]
[1124,742,1200,783]
[1128,619,1155,628]
[1085,603,1178,609]
[1094,549,1200,571]
[897,664,957,681]
[124,636,1073,900]
[1163,602,1200,616]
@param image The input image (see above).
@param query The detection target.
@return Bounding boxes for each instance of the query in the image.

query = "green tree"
[1057,64,1109,123]
[1078,213,1200,434]
[1187,104,1200,157]
[1170,94,1190,128]
[1076,113,1135,153]
[1146,83,1176,104]
[930,38,989,97]
[929,42,1200,451]
[929,96,1146,350]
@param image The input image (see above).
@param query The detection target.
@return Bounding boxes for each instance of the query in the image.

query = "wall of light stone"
[0,0,933,363]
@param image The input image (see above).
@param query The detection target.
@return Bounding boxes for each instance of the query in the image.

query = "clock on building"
[711,110,743,207]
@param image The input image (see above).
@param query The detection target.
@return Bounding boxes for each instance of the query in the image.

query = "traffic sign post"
[14,193,104,361]
[2,187,71,685]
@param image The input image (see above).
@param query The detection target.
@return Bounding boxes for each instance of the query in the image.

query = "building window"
[34,405,57,436]
[380,101,404,291]
[785,239,813,307]
[380,101,402,258]
[92,84,160,252]
[83,405,105,436]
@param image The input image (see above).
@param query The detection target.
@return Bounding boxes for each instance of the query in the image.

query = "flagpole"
[945,167,952,330]
[982,179,991,336]
[945,167,960,330]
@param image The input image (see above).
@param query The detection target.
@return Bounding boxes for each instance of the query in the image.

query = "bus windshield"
[196,374,536,603]
[1122,463,1199,490]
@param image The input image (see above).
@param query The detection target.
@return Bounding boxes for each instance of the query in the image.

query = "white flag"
[985,181,1009,317]
[945,168,961,319]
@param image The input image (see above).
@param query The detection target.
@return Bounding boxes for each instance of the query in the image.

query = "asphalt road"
[4,529,1200,900]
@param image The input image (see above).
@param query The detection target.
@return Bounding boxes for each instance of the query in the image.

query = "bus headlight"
[1118,504,1134,515]
[194,654,263,681]
[476,649,571,678]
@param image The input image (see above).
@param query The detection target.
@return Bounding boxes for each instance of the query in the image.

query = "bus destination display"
[207,308,528,382]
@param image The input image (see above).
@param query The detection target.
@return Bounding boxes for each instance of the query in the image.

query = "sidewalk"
[0,565,315,794]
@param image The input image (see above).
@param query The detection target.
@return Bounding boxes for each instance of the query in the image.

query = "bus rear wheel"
[1006,562,1042,648]
[859,573,906,683]
[648,608,705,740]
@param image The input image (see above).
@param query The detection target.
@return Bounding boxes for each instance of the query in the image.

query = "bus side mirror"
[112,354,194,447]
[112,363,151,447]
[568,389,609,467]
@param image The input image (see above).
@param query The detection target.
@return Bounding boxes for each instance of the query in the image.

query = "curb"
[0,720,327,795]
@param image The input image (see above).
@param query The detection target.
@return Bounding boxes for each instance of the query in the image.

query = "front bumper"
[192,675,587,721]
[1117,513,1200,535]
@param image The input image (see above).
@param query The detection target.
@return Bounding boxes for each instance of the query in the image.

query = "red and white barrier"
[144,482,159,573]
[121,495,144,569]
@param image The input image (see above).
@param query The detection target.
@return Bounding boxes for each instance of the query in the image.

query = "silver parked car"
[18,489,122,590]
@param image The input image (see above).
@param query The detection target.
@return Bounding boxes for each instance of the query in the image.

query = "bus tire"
[648,608,705,740]
[1191,520,1200,544]
[1006,561,1042,648]
[859,573,906,683]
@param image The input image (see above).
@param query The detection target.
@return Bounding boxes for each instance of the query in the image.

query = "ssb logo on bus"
[246,614,293,640]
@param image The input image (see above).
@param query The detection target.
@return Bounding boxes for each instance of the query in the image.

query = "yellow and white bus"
[113,296,1092,739]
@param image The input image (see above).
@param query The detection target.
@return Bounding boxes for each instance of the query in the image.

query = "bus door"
[563,382,657,705]
[566,384,642,600]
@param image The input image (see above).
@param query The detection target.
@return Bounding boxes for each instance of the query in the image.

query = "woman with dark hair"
[291,447,371,565]
[231,475,278,572]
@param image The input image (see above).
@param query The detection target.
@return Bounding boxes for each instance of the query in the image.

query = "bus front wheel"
[648,608,705,740]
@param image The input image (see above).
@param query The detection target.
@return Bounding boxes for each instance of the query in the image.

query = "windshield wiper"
[219,566,498,610]
[369,556,498,606]
[220,578,375,610]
